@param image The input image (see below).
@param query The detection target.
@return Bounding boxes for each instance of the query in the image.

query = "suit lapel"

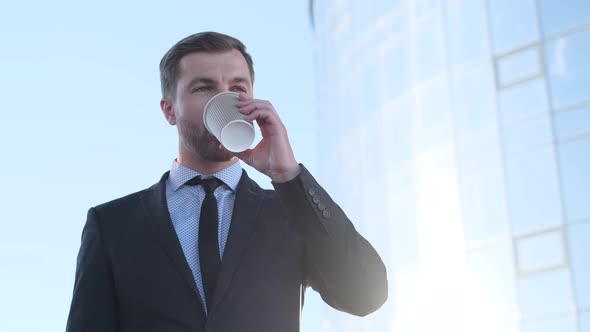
[210,170,264,313]
[140,172,205,312]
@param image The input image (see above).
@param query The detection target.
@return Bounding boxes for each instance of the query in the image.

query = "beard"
[177,117,234,162]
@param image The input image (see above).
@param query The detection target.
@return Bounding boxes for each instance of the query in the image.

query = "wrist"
[270,163,301,183]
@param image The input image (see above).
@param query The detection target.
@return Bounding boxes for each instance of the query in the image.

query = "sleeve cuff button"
[307,187,317,196]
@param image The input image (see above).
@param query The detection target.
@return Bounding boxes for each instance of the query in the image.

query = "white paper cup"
[203,92,255,153]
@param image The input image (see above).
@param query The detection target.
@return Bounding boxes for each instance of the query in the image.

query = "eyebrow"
[186,76,251,88]
[186,77,216,87]
[229,77,250,84]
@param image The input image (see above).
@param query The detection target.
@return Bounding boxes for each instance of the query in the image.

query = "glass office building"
[308,0,590,331]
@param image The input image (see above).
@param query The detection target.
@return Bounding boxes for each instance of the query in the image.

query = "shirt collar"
[168,159,242,192]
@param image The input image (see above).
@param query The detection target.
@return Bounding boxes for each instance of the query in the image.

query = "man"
[66,31,387,332]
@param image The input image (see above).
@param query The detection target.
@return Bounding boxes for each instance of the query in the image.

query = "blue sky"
[0,1,322,330]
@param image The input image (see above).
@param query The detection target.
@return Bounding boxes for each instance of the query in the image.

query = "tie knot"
[185,176,222,193]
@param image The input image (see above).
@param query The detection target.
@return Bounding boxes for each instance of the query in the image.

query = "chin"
[206,151,234,163]
[199,140,234,162]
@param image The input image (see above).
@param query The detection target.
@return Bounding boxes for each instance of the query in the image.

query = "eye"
[231,86,247,93]
[192,86,210,93]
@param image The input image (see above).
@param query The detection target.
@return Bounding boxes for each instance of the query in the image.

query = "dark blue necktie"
[186,176,222,312]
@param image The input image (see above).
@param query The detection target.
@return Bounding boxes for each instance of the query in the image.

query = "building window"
[460,164,509,244]
[489,0,539,54]
[554,105,590,141]
[498,78,548,125]
[465,240,519,325]
[502,115,553,156]
[415,78,453,151]
[545,29,590,110]
[580,311,590,331]
[504,147,562,235]
[558,138,590,222]
[445,0,489,66]
[515,228,567,275]
[517,268,574,318]
[495,46,542,88]
[567,222,590,310]
[520,314,577,332]
[452,64,497,136]
[539,0,590,37]
[411,14,445,82]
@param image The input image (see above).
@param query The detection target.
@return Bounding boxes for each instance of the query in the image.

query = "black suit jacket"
[66,165,387,332]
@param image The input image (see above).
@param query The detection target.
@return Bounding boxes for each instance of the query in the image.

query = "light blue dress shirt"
[165,160,242,312]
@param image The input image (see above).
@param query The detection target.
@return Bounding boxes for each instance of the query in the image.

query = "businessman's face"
[165,50,253,162]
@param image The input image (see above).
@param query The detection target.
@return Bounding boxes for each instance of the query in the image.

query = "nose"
[210,85,231,96]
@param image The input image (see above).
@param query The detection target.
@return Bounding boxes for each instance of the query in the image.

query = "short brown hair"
[159,31,255,99]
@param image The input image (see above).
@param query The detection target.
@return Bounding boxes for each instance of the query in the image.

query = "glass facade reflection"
[309,0,590,330]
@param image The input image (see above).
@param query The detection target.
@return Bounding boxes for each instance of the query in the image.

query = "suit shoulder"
[93,187,151,213]
[91,173,167,217]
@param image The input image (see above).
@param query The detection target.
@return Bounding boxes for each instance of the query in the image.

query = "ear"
[160,97,176,125]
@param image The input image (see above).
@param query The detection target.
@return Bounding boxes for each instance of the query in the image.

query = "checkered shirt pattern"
[165,160,242,313]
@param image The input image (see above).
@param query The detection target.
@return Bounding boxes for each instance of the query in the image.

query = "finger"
[239,103,277,119]
[243,107,277,123]
[236,98,271,108]
[237,92,249,102]
[236,96,256,107]
[238,103,258,114]
[247,111,287,138]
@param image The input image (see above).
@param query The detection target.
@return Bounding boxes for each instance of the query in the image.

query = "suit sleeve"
[66,208,119,332]
[272,165,388,316]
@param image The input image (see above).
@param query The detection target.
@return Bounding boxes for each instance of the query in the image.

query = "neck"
[177,144,238,175]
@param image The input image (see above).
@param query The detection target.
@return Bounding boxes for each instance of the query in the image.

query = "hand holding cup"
[203,91,255,153]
